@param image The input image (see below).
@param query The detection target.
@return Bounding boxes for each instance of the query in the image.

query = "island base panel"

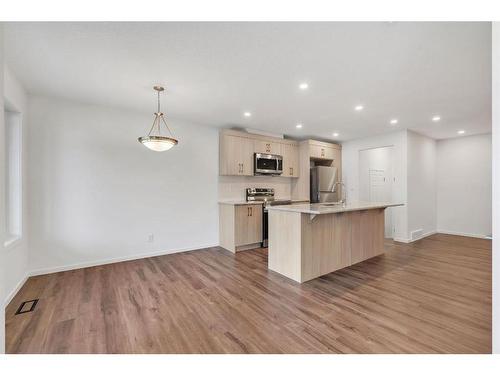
[268,208,385,282]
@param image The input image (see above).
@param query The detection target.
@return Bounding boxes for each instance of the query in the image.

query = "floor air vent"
[411,229,423,241]
[15,299,39,315]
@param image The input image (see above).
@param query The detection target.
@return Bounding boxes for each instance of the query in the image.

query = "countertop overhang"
[266,201,403,215]
[218,200,309,206]
[218,200,264,206]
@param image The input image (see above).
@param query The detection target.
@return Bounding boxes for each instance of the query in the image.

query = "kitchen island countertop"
[266,201,403,215]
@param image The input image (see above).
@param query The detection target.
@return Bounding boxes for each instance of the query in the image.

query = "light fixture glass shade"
[139,86,179,152]
[138,136,178,152]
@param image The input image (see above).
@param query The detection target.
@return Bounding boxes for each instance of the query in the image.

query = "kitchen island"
[267,201,402,282]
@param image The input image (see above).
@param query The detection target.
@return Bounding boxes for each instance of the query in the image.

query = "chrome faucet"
[333,181,347,206]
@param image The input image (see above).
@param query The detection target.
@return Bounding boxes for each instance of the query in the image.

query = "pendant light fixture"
[138,86,178,152]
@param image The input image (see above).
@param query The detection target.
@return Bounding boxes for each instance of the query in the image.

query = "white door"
[369,169,387,201]
[359,147,394,238]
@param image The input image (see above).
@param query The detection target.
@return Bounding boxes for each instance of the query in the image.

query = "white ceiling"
[4,22,492,141]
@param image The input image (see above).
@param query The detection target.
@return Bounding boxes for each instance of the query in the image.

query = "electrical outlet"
[147,233,154,243]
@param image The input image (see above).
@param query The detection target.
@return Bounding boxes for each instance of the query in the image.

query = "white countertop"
[218,200,264,206]
[266,201,403,214]
[218,199,309,206]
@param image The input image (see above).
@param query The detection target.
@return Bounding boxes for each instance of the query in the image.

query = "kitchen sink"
[319,202,343,207]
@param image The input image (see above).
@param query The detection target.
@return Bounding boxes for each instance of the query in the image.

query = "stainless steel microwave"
[254,153,283,176]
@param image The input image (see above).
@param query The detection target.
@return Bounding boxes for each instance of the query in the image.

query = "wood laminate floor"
[6,233,491,353]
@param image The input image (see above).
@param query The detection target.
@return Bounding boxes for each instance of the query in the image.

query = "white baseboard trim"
[4,272,30,307]
[436,230,491,239]
[28,243,219,277]
[394,230,491,244]
[393,237,411,243]
[393,230,437,244]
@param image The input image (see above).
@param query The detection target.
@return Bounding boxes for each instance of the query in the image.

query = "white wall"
[3,65,30,306]
[0,22,6,354]
[344,129,490,243]
[436,134,492,237]
[342,130,408,241]
[27,96,219,274]
[407,130,437,239]
[493,21,500,355]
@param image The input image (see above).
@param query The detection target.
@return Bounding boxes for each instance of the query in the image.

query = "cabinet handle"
[290,167,293,175]
[247,207,250,216]
[241,163,243,173]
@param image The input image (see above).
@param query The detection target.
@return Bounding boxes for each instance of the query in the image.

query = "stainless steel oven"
[262,200,293,247]
[254,153,283,176]
[246,188,292,247]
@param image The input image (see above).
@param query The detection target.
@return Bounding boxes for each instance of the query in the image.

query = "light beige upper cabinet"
[219,134,254,176]
[310,144,335,160]
[219,130,301,178]
[282,143,300,178]
[254,140,282,155]
[332,148,342,170]
[234,204,262,246]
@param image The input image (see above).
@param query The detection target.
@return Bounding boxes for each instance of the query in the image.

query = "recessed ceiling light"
[296,123,303,129]
[390,119,398,125]
[243,112,252,118]
[354,105,364,111]
[332,132,339,137]
[299,82,309,90]
[432,115,441,122]
[458,130,465,135]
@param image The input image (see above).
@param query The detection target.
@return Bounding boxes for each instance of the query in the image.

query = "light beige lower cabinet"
[219,203,263,253]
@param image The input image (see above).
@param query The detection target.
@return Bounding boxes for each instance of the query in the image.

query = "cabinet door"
[332,148,341,168]
[309,144,323,159]
[220,135,254,176]
[310,144,335,160]
[254,140,282,155]
[234,205,263,246]
[324,147,335,160]
[240,138,254,176]
[282,143,300,177]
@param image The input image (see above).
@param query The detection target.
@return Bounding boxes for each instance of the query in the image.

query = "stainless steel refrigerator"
[310,166,339,203]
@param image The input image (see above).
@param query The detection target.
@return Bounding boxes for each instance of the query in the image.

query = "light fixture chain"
[157,89,161,113]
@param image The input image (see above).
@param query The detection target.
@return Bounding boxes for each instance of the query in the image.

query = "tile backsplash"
[218,176,292,201]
